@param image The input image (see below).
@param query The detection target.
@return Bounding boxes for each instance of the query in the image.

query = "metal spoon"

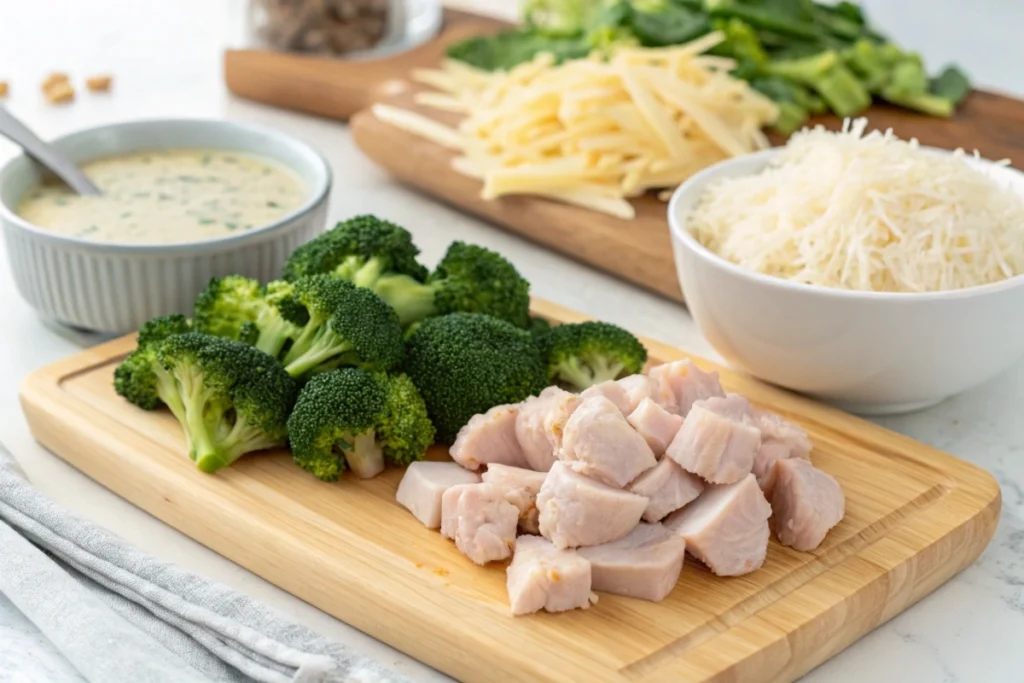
[0,106,100,195]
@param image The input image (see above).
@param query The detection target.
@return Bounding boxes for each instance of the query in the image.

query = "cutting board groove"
[21,299,1000,683]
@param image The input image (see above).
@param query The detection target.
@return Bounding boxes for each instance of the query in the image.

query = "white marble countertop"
[0,1,1021,681]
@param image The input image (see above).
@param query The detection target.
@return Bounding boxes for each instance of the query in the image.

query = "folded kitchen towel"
[0,443,411,683]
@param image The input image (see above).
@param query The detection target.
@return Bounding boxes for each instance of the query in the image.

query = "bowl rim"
[0,117,333,254]
[667,146,1024,302]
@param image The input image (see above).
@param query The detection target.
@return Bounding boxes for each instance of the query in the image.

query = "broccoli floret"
[403,313,547,443]
[193,276,300,358]
[280,275,404,380]
[287,369,435,481]
[536,321,647,392]
[113,314,192,411]
[282,215,428,286]
[764,51,870,117]
[116,332,297,473]
[375,241,531,328]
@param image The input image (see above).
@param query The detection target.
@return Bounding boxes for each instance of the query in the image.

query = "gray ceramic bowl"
[0,118,331,334]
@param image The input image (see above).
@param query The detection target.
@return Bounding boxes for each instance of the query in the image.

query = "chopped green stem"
[254,310,296,358]
[586,356,627,385]
[174,366,218,466]
[283,327,353,378]
[555,357,596,390]
[343,431,385,479]
[373,274,437,327]
[351,258,385,289]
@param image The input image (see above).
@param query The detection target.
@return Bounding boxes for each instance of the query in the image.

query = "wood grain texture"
[19,299,1001,683]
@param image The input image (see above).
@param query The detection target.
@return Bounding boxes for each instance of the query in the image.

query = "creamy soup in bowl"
[17,148,308,244]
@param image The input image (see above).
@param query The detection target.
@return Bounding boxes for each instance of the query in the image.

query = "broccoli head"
[279,275,404,380]
[403,313,547,443]
[536,321,648,392]
[113,314,192,411]
[282,215,428,286]
[193,276,301,358]
[375,241,531,328]
[115,332,297,473]
[287,369,435,481]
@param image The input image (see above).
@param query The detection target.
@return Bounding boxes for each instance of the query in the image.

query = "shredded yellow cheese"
[689,118,1024,293]
[370,34,779,219]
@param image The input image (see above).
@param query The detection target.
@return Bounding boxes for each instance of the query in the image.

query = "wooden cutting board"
[20,299,1001,683]
[225,9,1024,302]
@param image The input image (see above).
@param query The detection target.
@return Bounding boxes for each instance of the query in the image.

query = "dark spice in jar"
[251,0,390,55]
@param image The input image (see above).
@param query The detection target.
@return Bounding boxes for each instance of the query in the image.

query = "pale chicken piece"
[560,396,657,487]
[666,395,761,484]
[663,473,771,576]
[579,381,632,415]
[515,387,581,472]
[771,458,845,552]
[537,462,649,549]
[649,359,725,417]
[627,457,704,523]
[482,463,549,534]
[395,461,482,529]
[616,374,679,414]
[440,483,519,565]
[751,408,814,497]
[449,403,528,471]
[578,523,686,602]
[627,398,684,456]
[506,535,592,616]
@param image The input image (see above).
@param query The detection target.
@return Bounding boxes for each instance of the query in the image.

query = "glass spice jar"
[245,0,442,59]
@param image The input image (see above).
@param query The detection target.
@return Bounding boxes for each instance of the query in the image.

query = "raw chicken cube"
[481,463,548,534]
[515,387,581,472]
[663,473,771,577]
[579,381,632,415]
[771,458,845,551]
[666,395,761,484]
[751,408,813,497]
[649,359,725,417]
[450,403,528,471]
[537,462,648,549]
[395,461,482,529]
[559,396,657,487]
[627,398,684,456]
[617,374,678,414]
[506,535,592,616]
[440,483,519,565]
[627,457,704,523]
[578,523,685,602]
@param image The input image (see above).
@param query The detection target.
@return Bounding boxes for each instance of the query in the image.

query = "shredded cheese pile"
[689,118,1024,293]
[372,33,779,219]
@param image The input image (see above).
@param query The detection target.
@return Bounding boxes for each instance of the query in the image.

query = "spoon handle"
[0,107,101,196]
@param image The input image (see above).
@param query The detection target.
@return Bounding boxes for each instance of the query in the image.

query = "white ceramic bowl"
[668,148,1024,415]
[0,118,331,334]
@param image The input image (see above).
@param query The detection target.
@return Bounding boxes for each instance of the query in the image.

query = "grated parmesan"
[688,118,1024,293]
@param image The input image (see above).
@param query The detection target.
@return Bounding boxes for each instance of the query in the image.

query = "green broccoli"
[282,215,428,286]
[764,50,870,117]
[374,241,531,329]
[536,321,648,392]
[287,369,435,481]
[403,313,548,443]
[113,314,193,411]
[114,333,297,474]
[193,276,301,358]
[279,275,404,380]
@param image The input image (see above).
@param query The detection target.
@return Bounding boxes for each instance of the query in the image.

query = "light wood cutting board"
[20,299,1001,683]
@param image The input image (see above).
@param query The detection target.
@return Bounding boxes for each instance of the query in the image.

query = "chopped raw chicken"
[578,523,686,602]
[560,396,657,487]
[537,462,649,549]
[666,395,761,484]
[627,398,684,456]
[663,473,771,576]
[616,374,678,414]
[450,403,528,470]
[481,463,548,534]
[771,458,845,551]
[506,535,592,616]
[579,380,632,414]
[440,483,519,565]
[649,359,725,417]
[396,461,482,529]
[751,408,813,496]
[515,387,581,472]
[627,457,704,523]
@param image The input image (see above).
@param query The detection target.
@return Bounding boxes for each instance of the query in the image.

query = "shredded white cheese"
[689,118,1024,293]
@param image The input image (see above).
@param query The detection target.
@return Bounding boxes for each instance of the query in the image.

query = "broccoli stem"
[153,365,188,426]
[373,274,437,327]
[172,366,220,468]
[342,431,385,479]
[253,310,296,359]
[585,355,627,385]
[283,326,354,378]
[351,258,386,290]
[198,416,281,473]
